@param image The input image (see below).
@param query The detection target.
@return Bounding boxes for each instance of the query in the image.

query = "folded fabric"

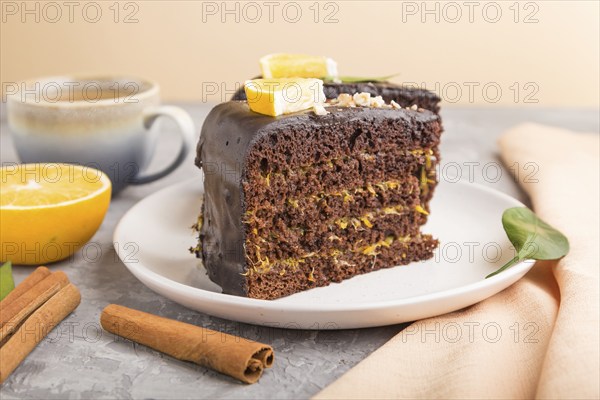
[314,123,599,399]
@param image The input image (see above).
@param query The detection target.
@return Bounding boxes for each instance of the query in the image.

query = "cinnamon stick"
[0,266,51,307]
[100,304,274,384]
[0,271,69,335]
[0,283,81,384]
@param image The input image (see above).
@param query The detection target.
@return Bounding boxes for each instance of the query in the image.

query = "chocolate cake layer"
[245,235,438,299]
[196,101,442,299]
[231,80,441,113]
[247,177,425,228]
[248,212,429,263]
[244,151,438,217]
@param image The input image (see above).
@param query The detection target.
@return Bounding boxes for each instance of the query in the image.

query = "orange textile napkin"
[314,123,599,399]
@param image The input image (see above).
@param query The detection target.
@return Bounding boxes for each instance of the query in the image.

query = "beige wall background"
[1,0,598,107]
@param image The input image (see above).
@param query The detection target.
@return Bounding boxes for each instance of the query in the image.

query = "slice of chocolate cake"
[232,80,441,114]
[195,100,442,300]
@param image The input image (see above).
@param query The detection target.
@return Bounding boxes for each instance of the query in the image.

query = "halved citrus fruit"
[244,78,326,117]
[259,54,338,79]
[0,163,111,265]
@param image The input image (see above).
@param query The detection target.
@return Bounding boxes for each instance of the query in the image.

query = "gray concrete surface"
[0,104,598,399]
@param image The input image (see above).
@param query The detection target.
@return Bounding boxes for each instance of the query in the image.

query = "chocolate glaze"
[196,101,440,297]
[231,79,441,113]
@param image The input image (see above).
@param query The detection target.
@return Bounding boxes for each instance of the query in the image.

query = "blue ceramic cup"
[6,75,195,194]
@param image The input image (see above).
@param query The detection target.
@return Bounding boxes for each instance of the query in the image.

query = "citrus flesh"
[259,54,338,79]
[244,78,326,117]
[0,163,111,265]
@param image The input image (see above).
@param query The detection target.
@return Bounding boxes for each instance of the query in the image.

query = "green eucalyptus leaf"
[0,261,15,301]
[486,207,569,278]
[322,74,399,83]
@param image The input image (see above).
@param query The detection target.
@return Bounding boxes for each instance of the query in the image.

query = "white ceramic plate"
[114,178,534,329]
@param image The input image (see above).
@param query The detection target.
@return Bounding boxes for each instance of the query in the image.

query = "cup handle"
[129,105,195,185]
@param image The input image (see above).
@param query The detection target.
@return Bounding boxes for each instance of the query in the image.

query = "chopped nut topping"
[326,92,419,111]
[336,93,355,107]
[369,95,385,108]
[313,103,330,116]
[353,92,371,106]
